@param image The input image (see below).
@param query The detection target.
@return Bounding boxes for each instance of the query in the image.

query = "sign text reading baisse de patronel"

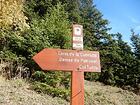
[33,48,101,72]
[33,24,101,105]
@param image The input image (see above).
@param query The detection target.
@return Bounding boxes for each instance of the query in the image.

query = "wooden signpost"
[33,24,101,105]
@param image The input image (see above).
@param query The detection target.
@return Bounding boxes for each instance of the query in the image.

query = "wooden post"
[71,71,84,105]
[33,24,101,105]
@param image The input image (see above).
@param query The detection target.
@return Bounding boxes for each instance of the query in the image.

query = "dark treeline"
[0,0,140,96]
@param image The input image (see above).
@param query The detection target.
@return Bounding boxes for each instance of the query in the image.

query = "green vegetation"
[0,76,139,105]
[0,0,140,103]
[0,76,69,105]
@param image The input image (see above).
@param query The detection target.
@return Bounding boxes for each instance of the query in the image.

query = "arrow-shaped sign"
[33,48,101,72]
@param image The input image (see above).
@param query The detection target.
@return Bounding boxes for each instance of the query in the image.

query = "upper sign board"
[72,25,83,50]
[33,48,101,72]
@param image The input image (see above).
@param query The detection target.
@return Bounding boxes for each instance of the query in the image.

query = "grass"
[0,76,68,105]
[0,76,139,105]
[84,81,140,105]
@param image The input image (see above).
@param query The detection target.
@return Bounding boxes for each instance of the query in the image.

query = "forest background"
[0,0,140,99]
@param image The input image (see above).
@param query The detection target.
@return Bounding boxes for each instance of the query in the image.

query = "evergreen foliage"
[131,30,140,59]
[0,0,140,98]
[1,2,72,96]
[130,30,140,89]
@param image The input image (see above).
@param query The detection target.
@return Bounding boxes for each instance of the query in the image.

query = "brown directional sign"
[33,48,101,72]
[33,24,101,105]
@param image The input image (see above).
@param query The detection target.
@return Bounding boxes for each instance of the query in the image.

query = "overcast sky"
[94,0,140,43]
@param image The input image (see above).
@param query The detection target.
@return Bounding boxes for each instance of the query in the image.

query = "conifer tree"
[80,0,110,50]
[130,30,140,88]
[131,30,140,59]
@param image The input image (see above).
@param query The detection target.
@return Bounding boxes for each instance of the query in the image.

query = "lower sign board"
[33,48,101,72]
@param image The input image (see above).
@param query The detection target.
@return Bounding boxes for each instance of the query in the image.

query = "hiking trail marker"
[33,24,101,105]
[72,25,83,50]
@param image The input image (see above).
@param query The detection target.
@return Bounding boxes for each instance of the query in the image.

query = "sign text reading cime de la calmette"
[33,48,101,72]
